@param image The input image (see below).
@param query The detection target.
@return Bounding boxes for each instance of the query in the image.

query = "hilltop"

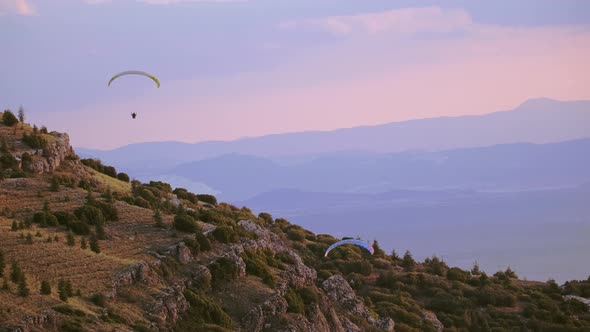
[1,109,590,331]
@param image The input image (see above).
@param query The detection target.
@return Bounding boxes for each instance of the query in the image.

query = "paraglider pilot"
[131,112,137,119]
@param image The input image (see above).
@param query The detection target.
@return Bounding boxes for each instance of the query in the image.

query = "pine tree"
[11,221,17,232]
[402,250,416,271]
[66,231,75,246]
[18,275,30,297]
[54,235,59,242]
[58,279,68,302]
[40,280,51,295]
[18,105,25,123]
[65,280,73,297]
[89,235,100,254]
[10,261,23,283]
[2,278,9,291]
[471,261,481,275]
[81,237,87,249]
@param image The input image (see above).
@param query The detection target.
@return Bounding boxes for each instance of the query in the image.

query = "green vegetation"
[40,280,51,295]
[176,289,233,330]
[2,110,18,126]
[209,257,240,289]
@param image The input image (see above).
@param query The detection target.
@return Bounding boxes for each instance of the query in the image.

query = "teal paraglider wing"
[324,239,375,257]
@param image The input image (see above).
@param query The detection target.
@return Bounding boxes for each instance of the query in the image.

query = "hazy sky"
[1,0,590,149]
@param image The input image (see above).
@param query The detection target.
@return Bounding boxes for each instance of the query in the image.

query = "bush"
[173,214,200,233]
[195,232,211,251]
[117,172,130,182]
[242,249,275,287]
[211,225,239,244]
[285,289,305,314]
[2,110,18,126]
[196,194,217,205]
[209,257,239,289]
[74,205,105,225]
[91,293,106,307]
[178,289,233,329]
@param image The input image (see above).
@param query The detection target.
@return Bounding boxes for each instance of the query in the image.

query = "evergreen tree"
[40,280,51,295]
[402,250,416,271]
[89,235,100,254]
[11,221,17,232]
[58,279,69,302]
[471,261,481,275]
[2,110,18,126]
[104,188,113,203]
[2,278,9,291]
[11,261,23,283]
[81,237,87,249]
[18,105,25,123]
[390,249,400,262]
[26,233,33,244]
[18,275,30,297]
[66,231,75,246]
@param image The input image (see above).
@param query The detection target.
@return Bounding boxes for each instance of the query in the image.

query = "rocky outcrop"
[564,295,590,310]
[168,242,193,264]
[241,293,289,331]
[107,261,160,299]
[18,132,75,174]
[12,309,59,332]
[149,282,189,328]
[322,274,394,332]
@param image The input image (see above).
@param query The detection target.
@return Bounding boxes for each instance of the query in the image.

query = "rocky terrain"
[1,111,590,331]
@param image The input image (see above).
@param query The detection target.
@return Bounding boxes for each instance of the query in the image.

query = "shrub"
[196,194,217,205]
[195,232,211,252]
[285,289,305,314]
[209,257,239,289]
[178,289,233,329]
[173,214,200,233]
[2,110,18,126]
[40,280,51,295]
[74,205,105,225]
[117,172,130,182]
[211,225,239,244]
[91,293,106,307]
[242,249,275,287]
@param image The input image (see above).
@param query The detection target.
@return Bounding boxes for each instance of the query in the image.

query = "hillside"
[2,110,590,331]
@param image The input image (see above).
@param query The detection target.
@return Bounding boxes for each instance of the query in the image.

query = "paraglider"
[131,112,137,119]
[324,239,375,257]
[108,70,160,88]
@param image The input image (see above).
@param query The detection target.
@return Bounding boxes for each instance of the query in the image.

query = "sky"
[1,0,590,149]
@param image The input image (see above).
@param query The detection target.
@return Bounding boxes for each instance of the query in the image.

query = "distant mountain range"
[78,98,590,172]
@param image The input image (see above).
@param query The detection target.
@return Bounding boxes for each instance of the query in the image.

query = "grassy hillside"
[1,110,589,331]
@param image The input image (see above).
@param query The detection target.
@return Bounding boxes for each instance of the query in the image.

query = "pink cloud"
[0,0,36,15]
[279,6,472,36]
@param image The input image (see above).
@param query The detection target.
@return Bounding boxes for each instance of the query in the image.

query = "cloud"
[279,6,472,36]
[0,0,37,15]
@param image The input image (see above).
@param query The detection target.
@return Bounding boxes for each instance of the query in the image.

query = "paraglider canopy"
[108,70,160,88]
[324,239,375,257]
